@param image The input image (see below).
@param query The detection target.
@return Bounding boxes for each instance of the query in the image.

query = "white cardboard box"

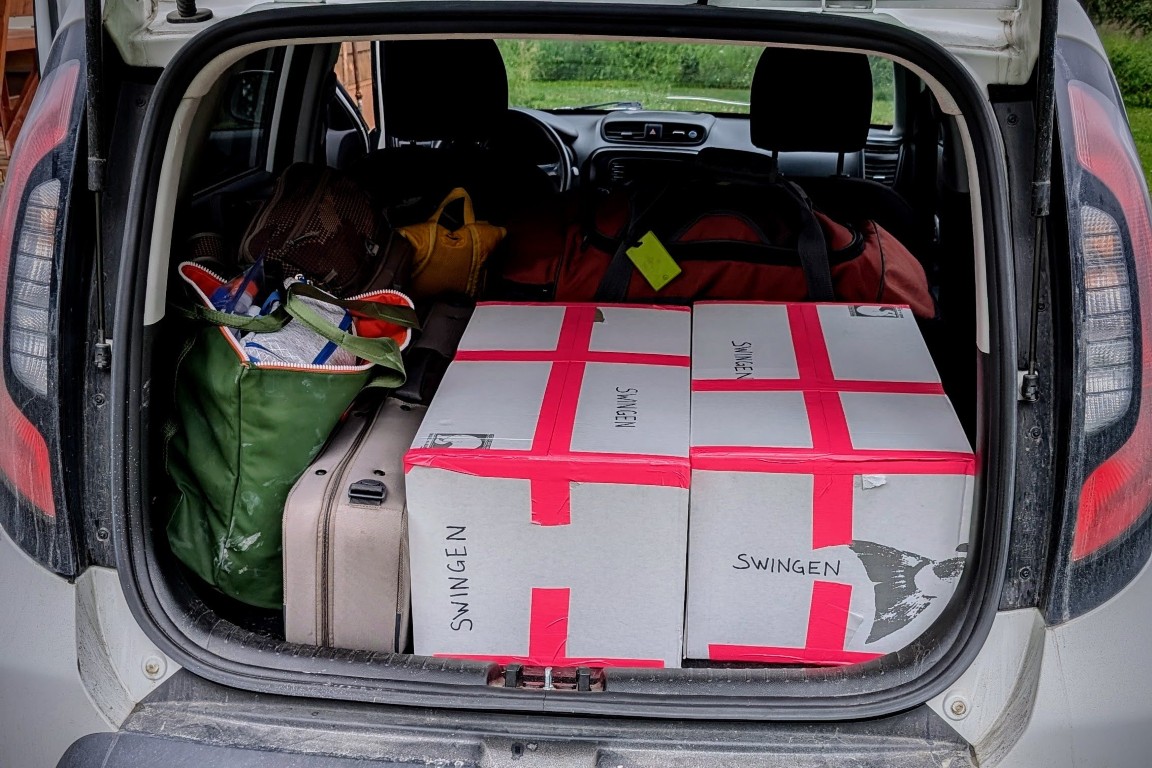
[686,302,974,665]
[404,303,691,668]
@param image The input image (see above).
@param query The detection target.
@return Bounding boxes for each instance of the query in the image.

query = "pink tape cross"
[695,303,972,666]
[408,304,691,526]
[411,304,689,668]
[438,588,666,668]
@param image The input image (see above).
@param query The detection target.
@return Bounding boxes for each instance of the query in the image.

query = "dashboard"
[505,108,904,193]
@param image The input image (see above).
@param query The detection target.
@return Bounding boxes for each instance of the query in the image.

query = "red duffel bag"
[496,170,935,318]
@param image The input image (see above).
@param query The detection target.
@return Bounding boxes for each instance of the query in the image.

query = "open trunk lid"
[99,0,1042,87]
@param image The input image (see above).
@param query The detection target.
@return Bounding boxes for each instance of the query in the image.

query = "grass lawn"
[1129,106,1152,189]
[508,79,896,126]
[508,80,752,113]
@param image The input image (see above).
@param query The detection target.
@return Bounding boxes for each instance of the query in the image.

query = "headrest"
[750,48,874,154]
[382,40,509,142]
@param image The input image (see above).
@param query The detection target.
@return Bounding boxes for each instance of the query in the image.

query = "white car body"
[4,0,1150,766]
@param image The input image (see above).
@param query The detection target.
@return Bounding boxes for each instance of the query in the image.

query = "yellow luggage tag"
[626,231,681,292]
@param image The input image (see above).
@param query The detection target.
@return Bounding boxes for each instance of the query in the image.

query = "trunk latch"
[495,664,603,692]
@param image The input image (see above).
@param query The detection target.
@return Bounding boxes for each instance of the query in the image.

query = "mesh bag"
[240,163,382,296]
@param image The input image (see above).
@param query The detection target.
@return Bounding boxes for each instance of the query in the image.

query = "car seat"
[749,48,928,262]
[351,39,556,226]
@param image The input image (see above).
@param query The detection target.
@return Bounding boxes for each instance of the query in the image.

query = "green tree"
[1082,0,1152,34]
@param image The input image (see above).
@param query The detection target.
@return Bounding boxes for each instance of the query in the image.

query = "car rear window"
[499,40,895,125]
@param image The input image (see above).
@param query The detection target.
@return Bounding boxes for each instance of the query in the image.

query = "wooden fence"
[1,0,38,183]
[336,41,376,131]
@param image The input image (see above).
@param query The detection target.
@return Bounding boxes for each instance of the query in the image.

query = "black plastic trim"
[110,2,1017,720]
[58,671,973,767]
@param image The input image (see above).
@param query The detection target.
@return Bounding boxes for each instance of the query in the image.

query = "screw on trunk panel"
[1007,114,1020,126]
[92,393,106,407]
[1029,426,1042,439]
[944,692,970,720]
[167,0,213,23]
[95,527,110,542]
[1019,566,1033,580]
[142,654,167,680]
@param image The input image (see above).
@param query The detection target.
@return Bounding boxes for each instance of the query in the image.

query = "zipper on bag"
[178,261,379,373]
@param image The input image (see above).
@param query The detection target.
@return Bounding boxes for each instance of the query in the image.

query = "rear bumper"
[58,732,411,767]
[58,672,975,768]
[52,550,1152,768]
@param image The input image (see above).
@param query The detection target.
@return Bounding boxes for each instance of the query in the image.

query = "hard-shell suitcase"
[283,396,426,652]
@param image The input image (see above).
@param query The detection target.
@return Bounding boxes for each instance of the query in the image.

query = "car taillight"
[0,49,83,572]
[10,179,61,398]
[1048,49,1152,620]
[1080,205,1134,435]
[1066,80,1152,562]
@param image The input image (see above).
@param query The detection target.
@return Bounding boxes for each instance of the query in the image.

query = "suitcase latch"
[348,479,387,506]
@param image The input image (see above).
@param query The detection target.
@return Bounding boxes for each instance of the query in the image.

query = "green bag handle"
[283,284,415,386]
[175,285,419,335]
[174,301,293,333]
[287,282,421,330]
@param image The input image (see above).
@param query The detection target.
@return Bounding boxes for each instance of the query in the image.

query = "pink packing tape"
[405,304,691,528]
[695,303,971,666]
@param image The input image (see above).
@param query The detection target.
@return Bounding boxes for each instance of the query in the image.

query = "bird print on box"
[423,433,494,449]
[849,541,968,643]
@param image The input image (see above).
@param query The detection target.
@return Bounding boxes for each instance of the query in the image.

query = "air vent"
[602,120,706,146]
[602,121,647,142]
[604,156,685,186]
[864,145,901,186]
[609,157,631,184]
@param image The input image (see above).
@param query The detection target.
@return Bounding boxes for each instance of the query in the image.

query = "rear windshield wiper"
[664,95,750,108]
[551,100,644,112]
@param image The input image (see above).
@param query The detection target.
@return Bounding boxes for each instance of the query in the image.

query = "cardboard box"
[405,303,691,668]
[686,302,974,665]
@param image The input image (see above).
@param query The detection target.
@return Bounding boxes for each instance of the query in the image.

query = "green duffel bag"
[164,262,418,609]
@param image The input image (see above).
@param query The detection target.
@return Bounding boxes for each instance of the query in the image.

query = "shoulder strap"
[594,221,642,303]
[779,181,835,302]
[594,187,670,302]
[174,302,292,333]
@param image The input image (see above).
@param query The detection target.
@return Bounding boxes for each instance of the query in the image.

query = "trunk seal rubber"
[110,1,1017,721]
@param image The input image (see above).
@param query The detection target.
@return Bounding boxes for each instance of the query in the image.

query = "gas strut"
[83,0,110,368]
[1021,0,1061,402]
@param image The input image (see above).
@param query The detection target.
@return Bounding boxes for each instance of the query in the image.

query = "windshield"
[498,41,895,126]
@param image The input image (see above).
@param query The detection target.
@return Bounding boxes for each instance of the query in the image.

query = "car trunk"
[110,3,1018,720]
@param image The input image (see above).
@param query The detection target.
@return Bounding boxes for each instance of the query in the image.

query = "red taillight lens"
[1064,80,1152,561]
[0,59,80,517]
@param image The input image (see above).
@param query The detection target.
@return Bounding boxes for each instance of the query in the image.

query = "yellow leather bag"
[398,188,506,300]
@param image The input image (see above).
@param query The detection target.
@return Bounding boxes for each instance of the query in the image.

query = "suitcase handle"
[348,478,388,506]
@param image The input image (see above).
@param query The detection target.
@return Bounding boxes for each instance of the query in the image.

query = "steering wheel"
[500,108,575,193]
